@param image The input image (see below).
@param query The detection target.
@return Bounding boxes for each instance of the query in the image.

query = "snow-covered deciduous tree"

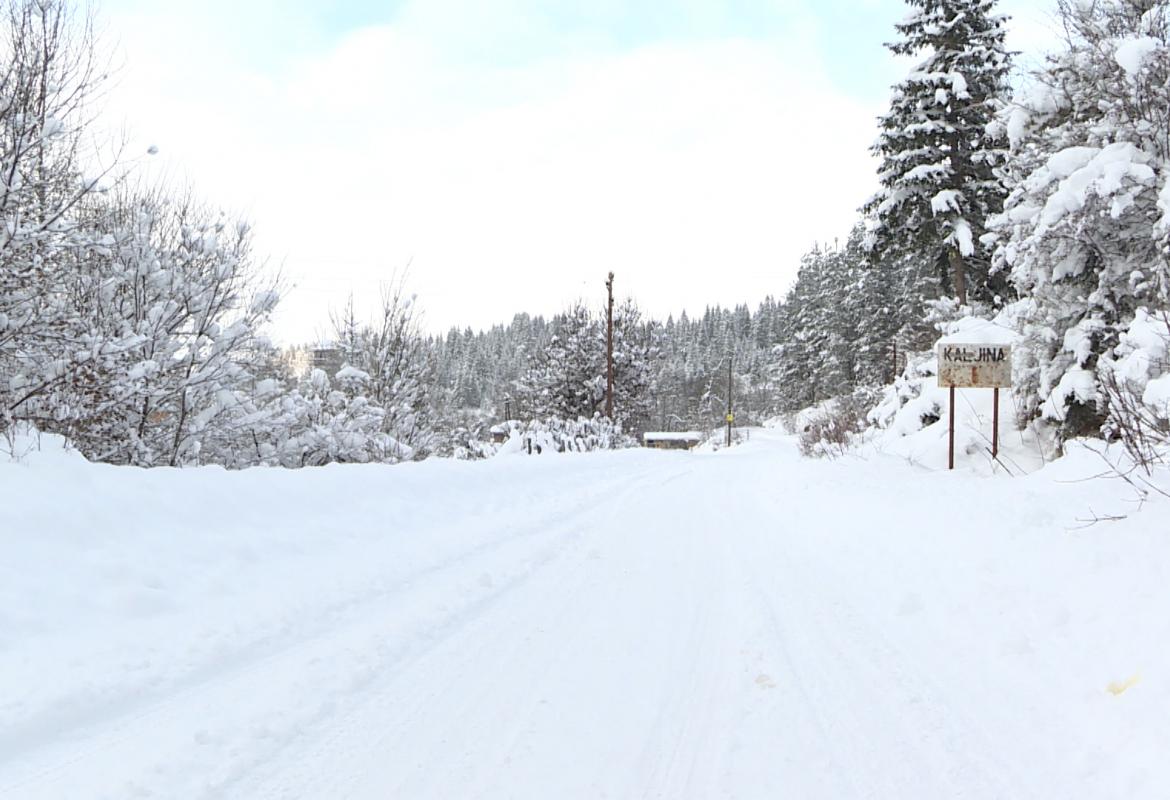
[865,0,1013,305]
[330,281,434,460]
[51,189,282,466]
[988,0,1170,441]
[0,0,124,430]
[252,367,393,467]
[365,285,434,458]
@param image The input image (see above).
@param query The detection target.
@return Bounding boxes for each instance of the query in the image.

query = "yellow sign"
[726,414,734,423]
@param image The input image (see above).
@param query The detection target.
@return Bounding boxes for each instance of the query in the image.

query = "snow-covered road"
[2,430,1168,798]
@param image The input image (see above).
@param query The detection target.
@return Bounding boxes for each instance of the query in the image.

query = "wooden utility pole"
[726,353,733,447]
[605,272,615,420]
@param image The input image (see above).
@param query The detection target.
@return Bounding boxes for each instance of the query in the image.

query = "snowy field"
[2,429,1168,799]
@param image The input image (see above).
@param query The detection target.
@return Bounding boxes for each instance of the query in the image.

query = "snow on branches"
[988,0,1170,442]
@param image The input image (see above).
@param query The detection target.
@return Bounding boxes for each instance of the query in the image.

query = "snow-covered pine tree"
[865,0,1013,305]
[519,302,604,421]
[331,294,365,372]
[610,299,659,434]
[770,248,828,412]
[428,297,785,437]
[424,312,552,430]
[818,239,866,398]
[855,249,905,387]
[988,0,1170,441]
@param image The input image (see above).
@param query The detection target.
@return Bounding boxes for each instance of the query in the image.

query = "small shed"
[642,431,703,451]
[489,424,509,444]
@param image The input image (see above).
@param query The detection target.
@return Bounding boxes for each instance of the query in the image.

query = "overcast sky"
[98,0,1060,342]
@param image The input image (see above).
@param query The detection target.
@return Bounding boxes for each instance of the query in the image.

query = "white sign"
[938,343,1012,388]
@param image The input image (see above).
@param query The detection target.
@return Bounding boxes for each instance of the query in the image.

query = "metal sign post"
[992,387,1000,458]
[949,385,956,470]
[938,343,1012,470]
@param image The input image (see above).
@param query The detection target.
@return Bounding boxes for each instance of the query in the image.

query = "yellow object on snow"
[1106,674,1141,696]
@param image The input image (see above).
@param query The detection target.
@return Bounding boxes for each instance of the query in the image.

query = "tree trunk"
[947,246,967,305]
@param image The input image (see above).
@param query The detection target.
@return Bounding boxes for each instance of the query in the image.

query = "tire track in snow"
[230,461,710,799]
[0,463,683,799]
[742,486,1031,800]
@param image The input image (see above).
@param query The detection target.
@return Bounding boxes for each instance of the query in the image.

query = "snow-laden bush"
[492,416,635,456]
[1100,308,1170,468]
[796,388,879,459]
[867,349,942,437]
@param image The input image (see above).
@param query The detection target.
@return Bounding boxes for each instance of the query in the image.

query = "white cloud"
[102,6,887,340]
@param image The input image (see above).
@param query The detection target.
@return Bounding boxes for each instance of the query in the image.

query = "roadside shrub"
[797,389,877,458]
[1100,309,1170,470]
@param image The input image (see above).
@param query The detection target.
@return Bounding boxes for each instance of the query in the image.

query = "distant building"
[642,431,702,451]
[282,347,313,380]
[310,346,343,378]
[281,343,344,381]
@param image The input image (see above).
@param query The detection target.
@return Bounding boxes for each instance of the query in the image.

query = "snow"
[126,359,158,380]
[1003,80,1062,146]
[333,364,370,382]
[930,189,961,215]
[950,217,975,256]
[1143,375,1170,413]
[1063,317,1105,367]
[1158,175,1170,234]
[1107,309,1170,420]
[937,315,1016,345]
[1043,366,1098,420]
[1047,146,1099,179]
[250,290,279,315]
[1114,36,1160,78]
[2,429,1169,798]
[949,70,969,98]
[903,162,950,183]
[1036,143,1156,229]
[642,431,702,442]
